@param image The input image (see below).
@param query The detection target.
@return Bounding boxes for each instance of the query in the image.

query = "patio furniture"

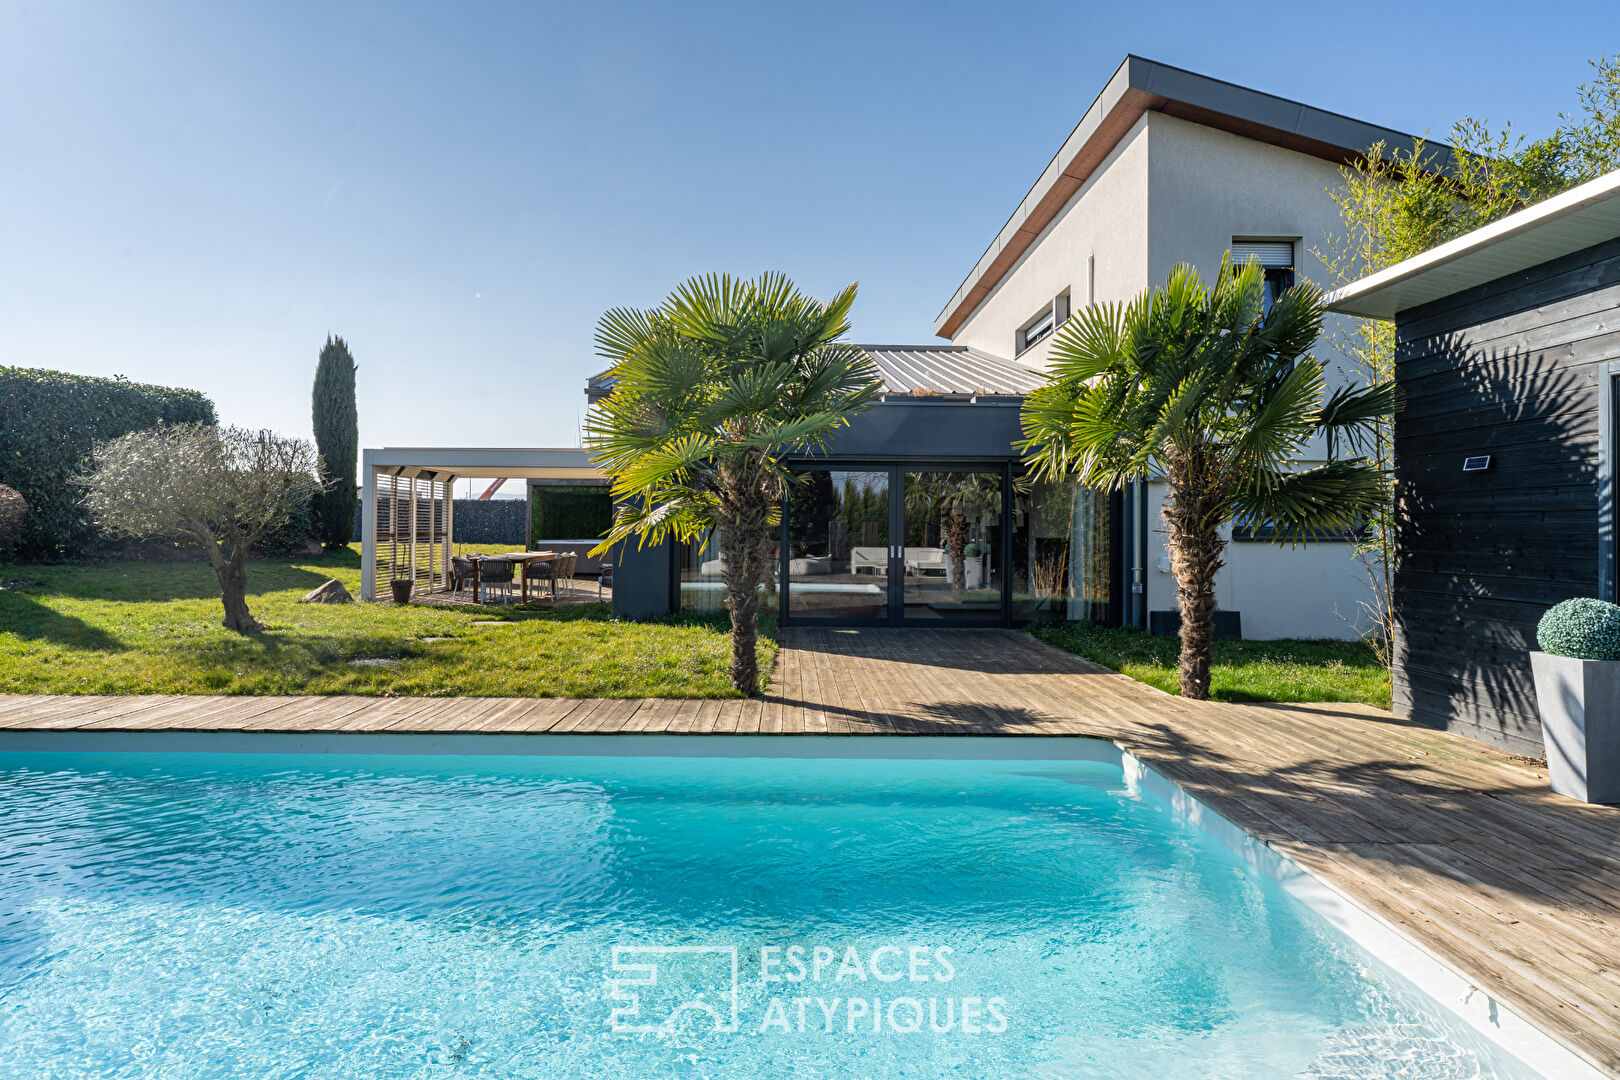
[904,547,948,576]
[478,557,515,604]
[788,555,831,576]
[850,547,888,575]
[529,540,609,576]
[598,562,613,600]
[555,553,577,597]
[487,551,559,602]
[524,558,558,601]
[450,556,477,595]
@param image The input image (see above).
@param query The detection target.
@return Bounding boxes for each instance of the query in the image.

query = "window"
[1018,307,1055,355]
[1231,240,1295,312]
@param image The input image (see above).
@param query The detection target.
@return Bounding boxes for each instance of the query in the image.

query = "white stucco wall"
[949,114,1151,371]
[946,110,1379,641]
[1140,113,1375,640]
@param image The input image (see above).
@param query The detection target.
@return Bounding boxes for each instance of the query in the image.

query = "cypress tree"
[311,335,359,550]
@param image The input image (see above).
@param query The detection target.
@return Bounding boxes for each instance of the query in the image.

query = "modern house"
[363,58,1452,638]
[598,57,1447,636]
[1326,168,1620,754]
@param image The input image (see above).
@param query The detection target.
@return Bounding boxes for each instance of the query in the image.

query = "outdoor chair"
[450,556,477,595]
[556,554,577,597]
[523,558,558,601]
[478,557,514,604]
[598,562,613,600]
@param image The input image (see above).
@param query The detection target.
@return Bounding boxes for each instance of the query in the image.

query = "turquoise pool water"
[0,743,1531,1078]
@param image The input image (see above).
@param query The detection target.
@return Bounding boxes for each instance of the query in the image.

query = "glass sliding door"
[1011,475,1115,624]
[899,470,1005,623]
[782,469,890,621]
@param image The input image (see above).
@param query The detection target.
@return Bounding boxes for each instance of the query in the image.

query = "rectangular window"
[1232,239,1295,312]
[1018,305,1056,356]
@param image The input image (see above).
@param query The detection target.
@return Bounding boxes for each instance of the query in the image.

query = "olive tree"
[79,424,321,632]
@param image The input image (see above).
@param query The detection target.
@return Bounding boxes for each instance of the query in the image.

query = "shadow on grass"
[0,558,338,604]
[0,590,127,652]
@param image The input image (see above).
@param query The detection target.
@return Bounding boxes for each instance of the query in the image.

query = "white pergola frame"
[359,447,604,601]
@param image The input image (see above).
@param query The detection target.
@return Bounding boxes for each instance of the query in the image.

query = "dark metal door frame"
[779,461,1011,628]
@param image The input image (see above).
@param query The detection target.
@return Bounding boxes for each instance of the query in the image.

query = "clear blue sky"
[1,0,1608,462]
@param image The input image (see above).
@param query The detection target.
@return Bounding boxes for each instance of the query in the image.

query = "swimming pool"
[0,736,1551,1078]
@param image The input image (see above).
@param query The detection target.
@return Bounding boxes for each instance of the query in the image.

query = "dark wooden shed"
[1327,170,1620,754]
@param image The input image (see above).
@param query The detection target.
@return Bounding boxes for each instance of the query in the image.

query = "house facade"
[1327,169,1620,754]
[604,57,1444,638]
[934,56,1449,640]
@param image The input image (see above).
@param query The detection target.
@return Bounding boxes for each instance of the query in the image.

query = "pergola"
[359,447,604,601]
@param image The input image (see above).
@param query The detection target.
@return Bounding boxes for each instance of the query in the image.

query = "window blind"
[1230,240,1294,268]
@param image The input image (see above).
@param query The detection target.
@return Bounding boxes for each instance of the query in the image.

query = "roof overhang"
[935,55,1452,340]
[362,447,604,481]
[1324,169,1620,320]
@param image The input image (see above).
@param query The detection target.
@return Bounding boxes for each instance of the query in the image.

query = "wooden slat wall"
[1392,235,1620,753]
[373,474,451,596]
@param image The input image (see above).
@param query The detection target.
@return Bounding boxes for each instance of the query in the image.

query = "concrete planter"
[1529,651,1620,804]
[964,556,984,590]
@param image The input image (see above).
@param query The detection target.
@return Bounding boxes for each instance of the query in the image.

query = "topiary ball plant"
[1537,597,1620,661]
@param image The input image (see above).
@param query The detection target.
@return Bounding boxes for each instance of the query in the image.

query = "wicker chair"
[450,556,477,596]
[524,558,559,601]
[478,558,514,604]
[555,554,577,597]
[598,562,613,601]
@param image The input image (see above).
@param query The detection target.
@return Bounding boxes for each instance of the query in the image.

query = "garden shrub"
[1537,597,1620,661]
[0,367,216,561]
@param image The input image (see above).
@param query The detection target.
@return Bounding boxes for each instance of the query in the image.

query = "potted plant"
[963,540,985,590]
[1530,597,1620,803]
[389,570,414,605]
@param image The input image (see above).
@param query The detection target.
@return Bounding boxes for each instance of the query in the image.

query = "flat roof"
[362,446,603,480]
[1324,168,1620,319]
[934,55,1452,339]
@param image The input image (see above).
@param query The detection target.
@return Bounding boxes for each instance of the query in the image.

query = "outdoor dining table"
[464,551,558,603]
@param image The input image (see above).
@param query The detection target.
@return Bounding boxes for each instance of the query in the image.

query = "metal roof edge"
[934,55,1452,339]
[1324,168,1620,319]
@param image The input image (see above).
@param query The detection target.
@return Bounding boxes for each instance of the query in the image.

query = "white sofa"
[850,547,951,575]
[904,547,948,575]
[850,547,888,575]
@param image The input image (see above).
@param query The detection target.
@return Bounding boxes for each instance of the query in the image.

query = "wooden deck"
[0,626,1616,1075]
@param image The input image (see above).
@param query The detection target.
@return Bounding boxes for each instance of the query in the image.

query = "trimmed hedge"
[1537,597,1620,661]
[0,367,217,561]
[531,485,612,542]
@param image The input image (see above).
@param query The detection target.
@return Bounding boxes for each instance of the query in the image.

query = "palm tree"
[585,272,881,695]
[1019,257,1398,699]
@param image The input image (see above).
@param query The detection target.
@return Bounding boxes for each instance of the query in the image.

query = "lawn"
[0,545,775,698]
[1030,622,1391,708]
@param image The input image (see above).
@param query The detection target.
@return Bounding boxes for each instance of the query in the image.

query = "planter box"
[1529,651,1620,804]
[1149,610,1242,640]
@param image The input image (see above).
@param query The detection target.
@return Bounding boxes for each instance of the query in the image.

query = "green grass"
[1030,622,1391,708]
[0,544,775,698]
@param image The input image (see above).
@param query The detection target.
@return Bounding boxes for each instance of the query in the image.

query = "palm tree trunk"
[1162,472,1224,700]
[942,511,968,590]
[718,457,774,696]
